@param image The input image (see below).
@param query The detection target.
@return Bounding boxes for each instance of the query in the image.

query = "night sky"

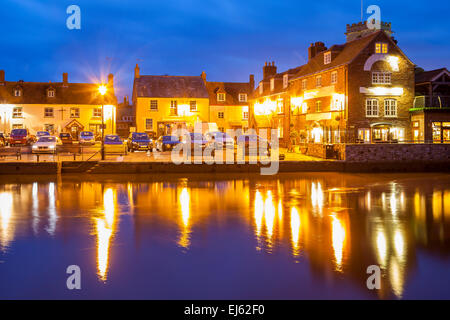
[1,0,449,100]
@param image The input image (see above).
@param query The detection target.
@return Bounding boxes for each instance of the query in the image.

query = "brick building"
[249,21,416,157]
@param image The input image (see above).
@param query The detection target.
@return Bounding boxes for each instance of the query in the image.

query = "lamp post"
[98,85,107,160]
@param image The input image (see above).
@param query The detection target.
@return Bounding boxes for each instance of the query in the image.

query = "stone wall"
[345,143,450,162]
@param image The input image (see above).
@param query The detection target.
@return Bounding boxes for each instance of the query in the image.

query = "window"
[217,93,225,102]
[358,129,371,143]
[190,100,197,112]
[239,93,247,102]
[150,100,158,111]
[331,71,338,84]
[44,124,55,133]
[14,89,21,97]
[366,99,379,117]
[324,52,331,65]
[316,76,322,88]
[12,124,23,129]
[384,99,397,117]
[47,90,55,97]
[13,107,23,118]
[145,119,153,130]
[170,100,177,115]
[375,42,388,54]
[70,108,80,118]
[243,111,249,120]
[277,99,284,114]
[93,108,102,117]
[372,72,391,84]
[302,79,307,90]
[283,74,289,88]
[218,112,224,119]
[44,107,54,118]
[259,83,263,94]
[270,78,275,91]
[316,101,322,112]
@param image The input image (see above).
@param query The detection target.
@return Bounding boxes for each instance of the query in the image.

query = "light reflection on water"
[0,173,450,299]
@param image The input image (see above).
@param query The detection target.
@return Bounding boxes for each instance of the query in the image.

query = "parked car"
[205,131,234,150]
[36,131,50,138]
[104,135,127,155]
[155,135,180,152]
[9,129,33,146]
[32,136,61,154]
[59,133,73,144]
[0,133,6,147]
[236,134,271,156]
[127,132,153,152]
[79,131,96,145]
[181,132,208,152]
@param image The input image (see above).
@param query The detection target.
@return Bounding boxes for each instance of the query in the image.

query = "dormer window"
[283,74,289,88]
[324,52,331,65]
[239,93,247,102]
[48,89,55,97]
[270,78,275,91]
[14,88,22,97]
[375,42,388,54]
[217,93,225,102]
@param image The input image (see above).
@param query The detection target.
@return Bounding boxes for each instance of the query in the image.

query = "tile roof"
[0,81,116,105]
[133,75,209,99]
[206,81,251,105]
[415,68,449,84]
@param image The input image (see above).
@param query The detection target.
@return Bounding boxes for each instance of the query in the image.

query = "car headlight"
[32,145,38,149]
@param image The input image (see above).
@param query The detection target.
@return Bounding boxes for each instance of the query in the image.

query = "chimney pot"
[62,72,68,86]
[201,71,206,81]
[134,64,140,79]
[0,70,5,82]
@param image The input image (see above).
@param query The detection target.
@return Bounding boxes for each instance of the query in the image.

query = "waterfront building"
[0,70,117,138]
[249,21,416,157]
[411,68,450,143]
[116,96,135,138]
[132,64,210,135]
[205,73,254,133]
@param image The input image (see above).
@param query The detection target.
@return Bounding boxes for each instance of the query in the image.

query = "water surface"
[1,173,450,299]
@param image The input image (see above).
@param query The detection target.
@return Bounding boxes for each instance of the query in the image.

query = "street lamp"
[98,84,107,160]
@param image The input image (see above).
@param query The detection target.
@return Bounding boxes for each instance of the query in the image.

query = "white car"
[32,136,61,154]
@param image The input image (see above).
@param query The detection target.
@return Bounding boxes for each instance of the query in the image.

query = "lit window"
[70,108,79,118]
[366,99,379,117]
[44,107,54,118]
[146,119,153,130]
[372,72,391,84]
[93,108,102,117]
[316,76,322,88]
[150,100,158,111]
[384,99,397,117]
[324,52,331,65]
[47,90,55,97]
[259,83,263,94]
[45,124,54,132]
[302,79,307,90]
[14,89,21,97]
[170,100,177,115]
[375,43,388,54]
[13,107,23,118]
[277,99,284,114]
[270,78,275,91]
[239,93,247,102]
[217,93,225,102]
[331,71,338,84]
[283,74,289,88]
[243,111,249,120]
[190,100,197,112]
[382,43,388,54]
[316,101,322,112]
[218,112,224,119]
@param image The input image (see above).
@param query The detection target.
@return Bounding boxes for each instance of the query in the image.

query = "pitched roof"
[133,75,209,99]
[0,81,116,105]
[206,81,251,105]
[415,68,449,84]
[252,66,303,98]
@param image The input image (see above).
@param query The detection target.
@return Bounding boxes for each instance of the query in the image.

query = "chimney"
[134,64,140,79]
[108,73,114,87]
[308,42,327,61]
[249,74,255,91]
[201,71,206,82]
[62,72,68,86]
[0,70,4,84]
[263,61,277,79]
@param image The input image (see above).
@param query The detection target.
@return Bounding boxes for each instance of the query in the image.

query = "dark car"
[181,133,207,152]
[79,131,96,145]
[236,134,271,156]
[9,129,32,146]
[36,131,50,138]
[59,132,73,144]
[155,135,180,152]
[127,132,153,152]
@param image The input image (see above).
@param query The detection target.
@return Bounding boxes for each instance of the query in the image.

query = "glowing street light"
[98,84,107,160]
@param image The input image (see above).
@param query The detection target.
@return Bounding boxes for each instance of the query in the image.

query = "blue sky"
[1,0,449,100]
